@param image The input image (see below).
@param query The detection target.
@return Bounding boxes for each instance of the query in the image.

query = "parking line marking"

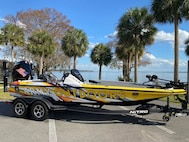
[156,125,175,135]
[119,106,175,135]
[49,119,57,142]
[119,106,129,110]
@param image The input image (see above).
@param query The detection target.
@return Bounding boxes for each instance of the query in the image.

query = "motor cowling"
[62,69,84,87]
[71,69,84,82]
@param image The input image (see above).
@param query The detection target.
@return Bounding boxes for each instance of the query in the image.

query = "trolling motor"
[145,74,186,89]
[142,73,188,121]
[145,74,158,82]
[144,74,160,87]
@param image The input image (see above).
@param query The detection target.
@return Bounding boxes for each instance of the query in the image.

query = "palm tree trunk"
[39,54,44,75]
[134,46,138,83]
[11,46,14,62]
[123,59,127,81]
[128,55,132,81]
[73,56,77,69]
[174,16,179,82]
[99,65,102,80]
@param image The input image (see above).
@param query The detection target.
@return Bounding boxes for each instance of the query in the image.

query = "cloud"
[104,31,117,39]
[155,29,189,49]
[0,18,27,29]
[80,29,189,72]
[142,52,173,69]
[16,20,27,29]
[155,30,174,42]
[106,29,189,49]
[0,18,9,23]
[83,42,98,57]
[142,52,156,60]
[89,42,99,49]
[141,52,187,71]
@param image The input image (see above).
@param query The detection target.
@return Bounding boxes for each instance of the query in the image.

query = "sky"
[0,0,189,73]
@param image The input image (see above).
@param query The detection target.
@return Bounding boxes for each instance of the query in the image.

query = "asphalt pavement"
[0,101,189,142]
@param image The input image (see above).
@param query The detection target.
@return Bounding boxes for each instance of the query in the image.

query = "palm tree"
[115,42,145,82]
[4,8,72,71]
[151,0,189,82]
[61,28,89,69]
[183,0,189,20]
[117,7,157,82]
[0,24,25,62]
[27,30,56,75]
[90,43,112,80]
[115,43,134,81]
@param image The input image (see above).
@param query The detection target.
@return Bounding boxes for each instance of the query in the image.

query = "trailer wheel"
[31,101,48,121]
[162,114,170,122]
[13,99,28,118]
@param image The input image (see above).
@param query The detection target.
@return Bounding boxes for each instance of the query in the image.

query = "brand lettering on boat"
[20,87,60,101]
[129,110,149,114]
[18,86,136,101]
[61,88,129,100]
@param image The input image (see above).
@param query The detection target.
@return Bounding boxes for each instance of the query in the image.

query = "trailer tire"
[162,114,170,122]
[13,99,28,118]
[31,101,48,121]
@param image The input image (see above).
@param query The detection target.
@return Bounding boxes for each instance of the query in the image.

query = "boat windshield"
[43,72,58,84]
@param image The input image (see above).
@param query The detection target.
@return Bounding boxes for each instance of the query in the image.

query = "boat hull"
[8,80,186,106]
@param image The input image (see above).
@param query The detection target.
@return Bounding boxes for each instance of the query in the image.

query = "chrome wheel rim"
[33,105,45,118]
[15,102,25,116]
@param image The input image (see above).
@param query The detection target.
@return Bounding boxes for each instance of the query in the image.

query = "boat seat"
[38,72,58,84]
[38,74,47,82]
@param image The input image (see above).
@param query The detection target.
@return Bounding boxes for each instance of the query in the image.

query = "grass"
[160,94,186,104]
[0,84,14,100]
[160,95,189,108]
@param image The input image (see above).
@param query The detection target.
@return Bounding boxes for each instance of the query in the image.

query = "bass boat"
[6,61,187,121]
[8,65,186,106]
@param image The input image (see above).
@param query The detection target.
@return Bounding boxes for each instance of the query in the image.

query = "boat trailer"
[2,61,189,121]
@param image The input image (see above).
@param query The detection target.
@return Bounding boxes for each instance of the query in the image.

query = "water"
[53,70,188,83]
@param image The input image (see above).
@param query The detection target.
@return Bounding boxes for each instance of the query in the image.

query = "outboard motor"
[12,61,32,81]
[62,69,84,87]
[71,69,84,82]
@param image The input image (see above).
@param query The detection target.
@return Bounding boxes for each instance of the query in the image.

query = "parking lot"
[0,101,189,142]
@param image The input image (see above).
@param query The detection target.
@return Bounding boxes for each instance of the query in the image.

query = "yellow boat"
[7,61,187,121]
[9,69,186,106]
